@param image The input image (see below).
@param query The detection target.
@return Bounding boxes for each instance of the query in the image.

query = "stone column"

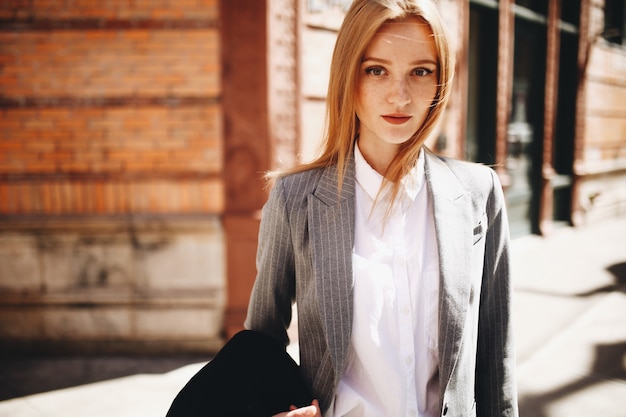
[538,0,562,236]
[220,0,298,337]
[495,0,515,187]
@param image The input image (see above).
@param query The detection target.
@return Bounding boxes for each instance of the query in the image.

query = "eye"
[413,68,434,77]
[365,66,386,76]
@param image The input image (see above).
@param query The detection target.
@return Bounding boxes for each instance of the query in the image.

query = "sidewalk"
[510,217,626,417]
[1,217,625,417]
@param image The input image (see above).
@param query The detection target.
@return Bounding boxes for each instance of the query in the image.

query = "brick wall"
[582,45,626,171]
[0,0,222,216]
[576,44,626,222]
[572,1,626,224]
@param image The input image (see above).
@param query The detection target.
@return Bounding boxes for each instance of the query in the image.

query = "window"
[307,0,351,13]
[604,0,626,45]
[561,0,581,26]
[515,0,548,16]
[305,0,351,30]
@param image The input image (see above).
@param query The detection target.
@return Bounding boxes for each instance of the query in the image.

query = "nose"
[387,77,411,106]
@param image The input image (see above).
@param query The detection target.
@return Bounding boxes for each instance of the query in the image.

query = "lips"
[382,114,412,125]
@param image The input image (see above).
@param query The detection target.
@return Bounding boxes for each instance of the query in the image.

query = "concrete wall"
[0,218,225,353]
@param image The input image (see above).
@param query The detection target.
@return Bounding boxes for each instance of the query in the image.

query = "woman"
[246,1,519,416]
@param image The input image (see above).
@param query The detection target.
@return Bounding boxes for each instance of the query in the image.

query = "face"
[355,17,439,155]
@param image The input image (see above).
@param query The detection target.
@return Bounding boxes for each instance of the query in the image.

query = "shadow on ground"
[518,341,626,417]
[518,261,626,417]
[0,355,209,401]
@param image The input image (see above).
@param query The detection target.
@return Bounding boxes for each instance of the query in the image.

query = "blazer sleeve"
[475,169,519,417]
[244,177,296,347]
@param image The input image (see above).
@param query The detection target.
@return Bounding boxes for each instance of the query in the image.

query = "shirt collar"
[354,143,426,202]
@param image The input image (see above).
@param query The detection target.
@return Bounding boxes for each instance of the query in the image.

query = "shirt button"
[405,356,412,365]
[402,307,410,316]
[442,403,449,415]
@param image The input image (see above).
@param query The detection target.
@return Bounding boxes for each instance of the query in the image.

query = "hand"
[272,399,321,417]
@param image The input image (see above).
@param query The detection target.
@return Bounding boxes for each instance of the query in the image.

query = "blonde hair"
[272,0,455,197]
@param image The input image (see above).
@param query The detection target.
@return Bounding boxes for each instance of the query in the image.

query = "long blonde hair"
[272,0,455,197]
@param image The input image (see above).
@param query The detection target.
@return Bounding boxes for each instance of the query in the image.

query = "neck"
[357,141,399,177]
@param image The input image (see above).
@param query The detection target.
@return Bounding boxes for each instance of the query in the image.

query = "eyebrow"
[361,57,438,66]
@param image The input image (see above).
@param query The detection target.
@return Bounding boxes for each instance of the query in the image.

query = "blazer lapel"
[424,152,473,391]
[307,160,356,383]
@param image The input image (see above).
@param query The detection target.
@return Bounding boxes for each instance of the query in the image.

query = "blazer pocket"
[473,214,487,245]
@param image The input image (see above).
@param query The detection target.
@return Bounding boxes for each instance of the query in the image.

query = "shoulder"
[273,166,327,197]
[426,151,495,177]
[424,151,506,217]
[265,166,331,212]
[425,151,501,191]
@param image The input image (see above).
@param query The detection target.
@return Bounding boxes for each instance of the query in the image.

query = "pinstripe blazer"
[245,150,519,417]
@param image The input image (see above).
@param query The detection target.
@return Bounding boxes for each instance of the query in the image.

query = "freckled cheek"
[409,84,438,104]
[363,86,398,110]
[356,88,382,118]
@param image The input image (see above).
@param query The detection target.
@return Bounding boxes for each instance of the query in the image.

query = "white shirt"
[329,145,440,417]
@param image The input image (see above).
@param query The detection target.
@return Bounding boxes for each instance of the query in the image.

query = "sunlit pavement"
[511,217,626,417]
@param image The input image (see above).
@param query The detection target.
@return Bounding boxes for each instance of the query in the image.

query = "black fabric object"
[166,330,313,417]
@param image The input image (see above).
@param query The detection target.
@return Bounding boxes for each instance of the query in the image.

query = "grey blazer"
[245,150,519,417]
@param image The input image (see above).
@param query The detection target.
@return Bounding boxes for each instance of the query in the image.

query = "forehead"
[367,18,436,53]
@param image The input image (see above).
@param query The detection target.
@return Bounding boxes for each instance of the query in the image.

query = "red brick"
[40,182,52,213]
[2,184,15,212]
[0,141,24,152]
[14,183,28,213]
[45,151,73,162]
[24,142,55,152]
[0,160,25,173]
[70,181,82,214]
[151,8,182,19]
[11,0,220,20]
[4,184,16,212]
[93,181,105,214]
[20,156,53,169]
[0,184,9,212]
[1,30,220,99]
[80,182,94,213]
[123,160,155,172]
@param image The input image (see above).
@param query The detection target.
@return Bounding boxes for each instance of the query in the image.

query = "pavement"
[0,216,625,417]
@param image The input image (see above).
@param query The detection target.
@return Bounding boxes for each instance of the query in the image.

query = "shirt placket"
[392,200,419,417]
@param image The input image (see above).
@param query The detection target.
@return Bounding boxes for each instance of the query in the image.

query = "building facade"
[0,0,227,353]
[0,0,624,353]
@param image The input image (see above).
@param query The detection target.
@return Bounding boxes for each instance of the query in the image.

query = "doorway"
[506,14,547,236]
[467,3,499,165]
